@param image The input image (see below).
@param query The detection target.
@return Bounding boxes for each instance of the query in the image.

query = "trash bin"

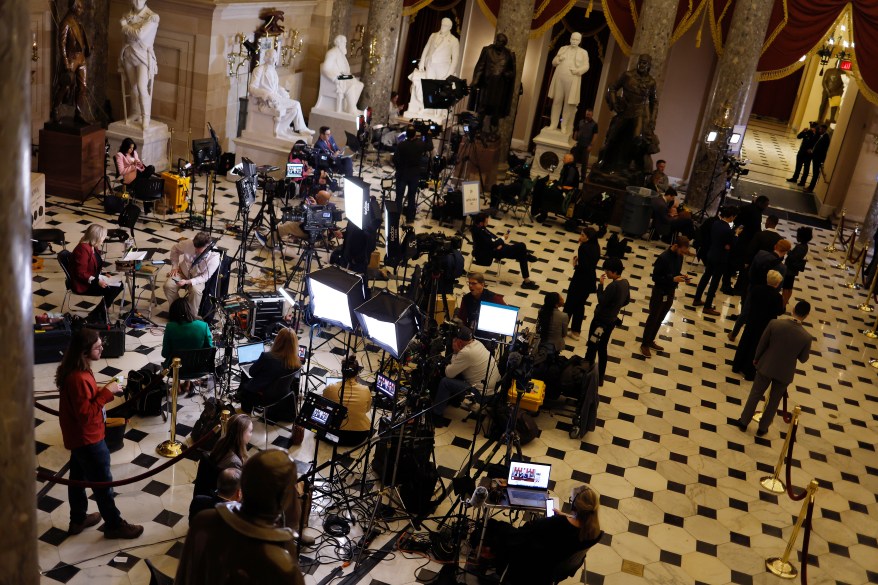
[621,186,656,236]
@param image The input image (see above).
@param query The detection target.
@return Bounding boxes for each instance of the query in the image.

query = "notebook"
[237,342,265,377]
[506,460,551,509]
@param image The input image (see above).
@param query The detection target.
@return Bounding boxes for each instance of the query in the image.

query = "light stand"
[233,171,257,294]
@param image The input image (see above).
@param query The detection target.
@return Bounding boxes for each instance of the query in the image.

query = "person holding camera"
[471,213,539,290]
[585,258,630,385]
[394,125,434,223]
[640,236,690,358]
[431,326,499,425]
[314,126,353,178]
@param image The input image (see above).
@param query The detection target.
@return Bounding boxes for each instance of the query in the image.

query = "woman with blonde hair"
[238,328,302,415]
[69,224,122,322]
[480,483,603,584]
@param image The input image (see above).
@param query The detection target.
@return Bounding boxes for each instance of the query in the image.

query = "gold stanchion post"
[843,242,869,289]
[760,405,801,493]
[860,265,878,312]
[824,209,845,252]
[766,479,819,579]
[220,409,231,435]
[870,358,878,370]
[863,313,878,340]
[157,358,184,457]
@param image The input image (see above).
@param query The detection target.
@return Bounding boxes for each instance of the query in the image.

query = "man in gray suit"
[735,300,813,436]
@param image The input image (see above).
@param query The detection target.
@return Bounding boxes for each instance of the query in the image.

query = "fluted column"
[686,0,774,213]
[0,0,38,583]
[860,183,878,249]
[329,0,353,51]
[496,0,533,168]
[628,0,677,93]
[359,0,403,125]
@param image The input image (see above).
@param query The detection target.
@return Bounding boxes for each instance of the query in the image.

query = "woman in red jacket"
[70,224,122,322]
[56,328,143,539]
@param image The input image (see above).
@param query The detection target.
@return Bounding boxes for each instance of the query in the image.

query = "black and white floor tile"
[33,158,877,584]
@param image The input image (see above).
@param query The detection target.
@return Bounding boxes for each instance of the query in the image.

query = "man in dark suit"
[314,126,354,177]
[724,195,770,294]
[735,300,812,436]
[640,236,690,357]
[804,125,830,193]
[471,213,539,290]
[394,125,433,222]
[787,122,817,185]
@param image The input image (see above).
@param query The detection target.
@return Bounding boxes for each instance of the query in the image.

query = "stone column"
[359,0,403,125]
[0,0,38,583]
[685,0,774,213]
[329,0,353,50]
[496,0,533,169]
[628,0,677,93]
[860,183,878,250]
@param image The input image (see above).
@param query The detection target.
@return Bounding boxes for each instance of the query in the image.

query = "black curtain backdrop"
[527,9,610,147]
[396,2,467,111]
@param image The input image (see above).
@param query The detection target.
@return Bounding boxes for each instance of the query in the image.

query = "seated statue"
[249,47,313,137]
[315,35,363,116]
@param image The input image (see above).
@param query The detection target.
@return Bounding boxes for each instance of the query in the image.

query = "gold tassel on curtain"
[586,0,593,18]
[695,1,708,48]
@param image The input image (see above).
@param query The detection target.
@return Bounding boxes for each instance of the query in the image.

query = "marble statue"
[249,47,314,137]
[404,67,427,118]
[119,0,159,130]
[596,54,659,179]
[547,32,589,136]
[421,18,460,81]
[316,35,364,116]
[471,33,516,137]
[51,0,91,124]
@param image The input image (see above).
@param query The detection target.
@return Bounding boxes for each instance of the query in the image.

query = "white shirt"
[445,340,500,389]
[169,239,220,287]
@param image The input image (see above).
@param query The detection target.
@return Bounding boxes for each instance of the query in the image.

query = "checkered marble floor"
[32,159,878,585]
[741,118,802,190]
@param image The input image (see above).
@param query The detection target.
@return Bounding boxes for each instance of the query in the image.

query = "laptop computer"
[506,460,551,508]
[237,342,265,378]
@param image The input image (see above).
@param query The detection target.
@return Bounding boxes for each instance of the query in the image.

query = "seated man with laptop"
[479,481,603,585]
[237,328,301,415]
[430,326,500,425]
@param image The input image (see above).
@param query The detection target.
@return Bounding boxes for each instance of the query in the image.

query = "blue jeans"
[69,440,123,528]
[432,377,475,416]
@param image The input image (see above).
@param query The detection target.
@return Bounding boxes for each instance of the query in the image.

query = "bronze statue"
[819,67,845,124]
[51,0,92,124]
[175,449,305,585]
[471,33,516,140]
[596,54,660,182]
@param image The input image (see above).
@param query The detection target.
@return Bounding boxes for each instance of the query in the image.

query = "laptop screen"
[507,461,551,489]
[324,377,342,388]
[237,342,264,365]
[477,301,519,337]
[286,163,304,178]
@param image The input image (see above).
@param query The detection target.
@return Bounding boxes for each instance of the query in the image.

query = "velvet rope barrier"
[765,479,819,581]
[759,405,800,494]
[799,494,815,585]
[824,209,845,252]
[783,419,808,502]
[35,425,218,489]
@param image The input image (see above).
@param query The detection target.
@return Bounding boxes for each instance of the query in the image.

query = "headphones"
[341,356,361,379]
[569,485,592,517]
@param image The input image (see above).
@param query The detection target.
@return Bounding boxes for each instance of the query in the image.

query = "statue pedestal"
[107,120,171,173]
[531,128,574,180]
[38,124,105,202]
[31,173,46,227]
[307,107,358,148]
[232,102,314,169]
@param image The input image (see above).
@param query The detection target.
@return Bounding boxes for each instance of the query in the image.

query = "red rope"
[800,496,815,585]
[780,392,790,424]
[35,426,217,489]
[784,422,807,501]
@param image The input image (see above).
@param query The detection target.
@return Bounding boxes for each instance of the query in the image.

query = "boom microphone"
[468,486,488,509]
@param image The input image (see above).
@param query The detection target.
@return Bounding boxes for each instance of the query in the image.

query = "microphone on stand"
[468,486,488,509]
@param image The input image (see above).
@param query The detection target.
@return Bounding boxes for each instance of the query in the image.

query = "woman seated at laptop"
[162,298,213,395]
[477,484,603,585]
[115,138,155,194]
[322,356,372,446]
[237,327,301,414]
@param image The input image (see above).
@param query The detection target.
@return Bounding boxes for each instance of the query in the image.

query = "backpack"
[124,363,167,417]
[559,356,590,398]
[695,216,719,260]
[191,396,236,452]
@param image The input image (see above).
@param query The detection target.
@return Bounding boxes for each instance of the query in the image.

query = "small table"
[473,482,557,561]
[116,249,164,318]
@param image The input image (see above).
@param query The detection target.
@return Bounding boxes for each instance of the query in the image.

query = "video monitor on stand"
[297,392,347,444]
[475,301,520,339]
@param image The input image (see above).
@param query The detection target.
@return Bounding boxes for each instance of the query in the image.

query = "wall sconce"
[279,29,303,67]
[349,24,365,58]
[32,31,39,62]
[227,32,249,77]
[366,37,380,76]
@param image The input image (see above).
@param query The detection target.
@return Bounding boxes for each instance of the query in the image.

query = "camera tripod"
[247,178,289,285]
[84,139,112,205]
[284,229,325,330]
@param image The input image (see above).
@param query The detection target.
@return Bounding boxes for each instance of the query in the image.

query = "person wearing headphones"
[322,356,372,446]
[163,231,220,317]
[478,484,603,584]
[394,124,434,223]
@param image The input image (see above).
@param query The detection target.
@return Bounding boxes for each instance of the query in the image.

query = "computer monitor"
[375,374,396,399]
[476,301,519,337]
[507,460,551,489]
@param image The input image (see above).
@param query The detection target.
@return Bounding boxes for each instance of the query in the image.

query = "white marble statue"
[421,18,459,81]
[547,32,589,136]
[404,68,426,118]
[249,47,313,138]
[119,0,159,130]
[315,35,364,116]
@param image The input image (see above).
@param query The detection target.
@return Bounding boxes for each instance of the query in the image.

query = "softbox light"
[306,266,366,331]
[354,290,421,359]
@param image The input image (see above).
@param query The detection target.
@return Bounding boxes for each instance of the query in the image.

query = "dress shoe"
[68,512,101,535]
[703,307,721,317]
[756,428,769,437]
[104,520,144,540]
[734,419,747,432]
[797,182,806,187]
[693,299,704,307]
[639,345,651,358]
[720,287,735,295]
[786,177,798,183]
[522,280,539,290]
[568,331,580,340]
[649,342,663,351]
[728,331,737,342]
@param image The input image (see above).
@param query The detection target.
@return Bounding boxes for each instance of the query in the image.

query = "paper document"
[123,250,147,261]
[99,274,123,287]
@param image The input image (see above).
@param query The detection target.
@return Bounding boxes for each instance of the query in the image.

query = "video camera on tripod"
[283,203,343,233]
[722,155,750,178]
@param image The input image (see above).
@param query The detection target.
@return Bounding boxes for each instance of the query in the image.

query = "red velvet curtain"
[475,0,579,36]
[601,0,710,53]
